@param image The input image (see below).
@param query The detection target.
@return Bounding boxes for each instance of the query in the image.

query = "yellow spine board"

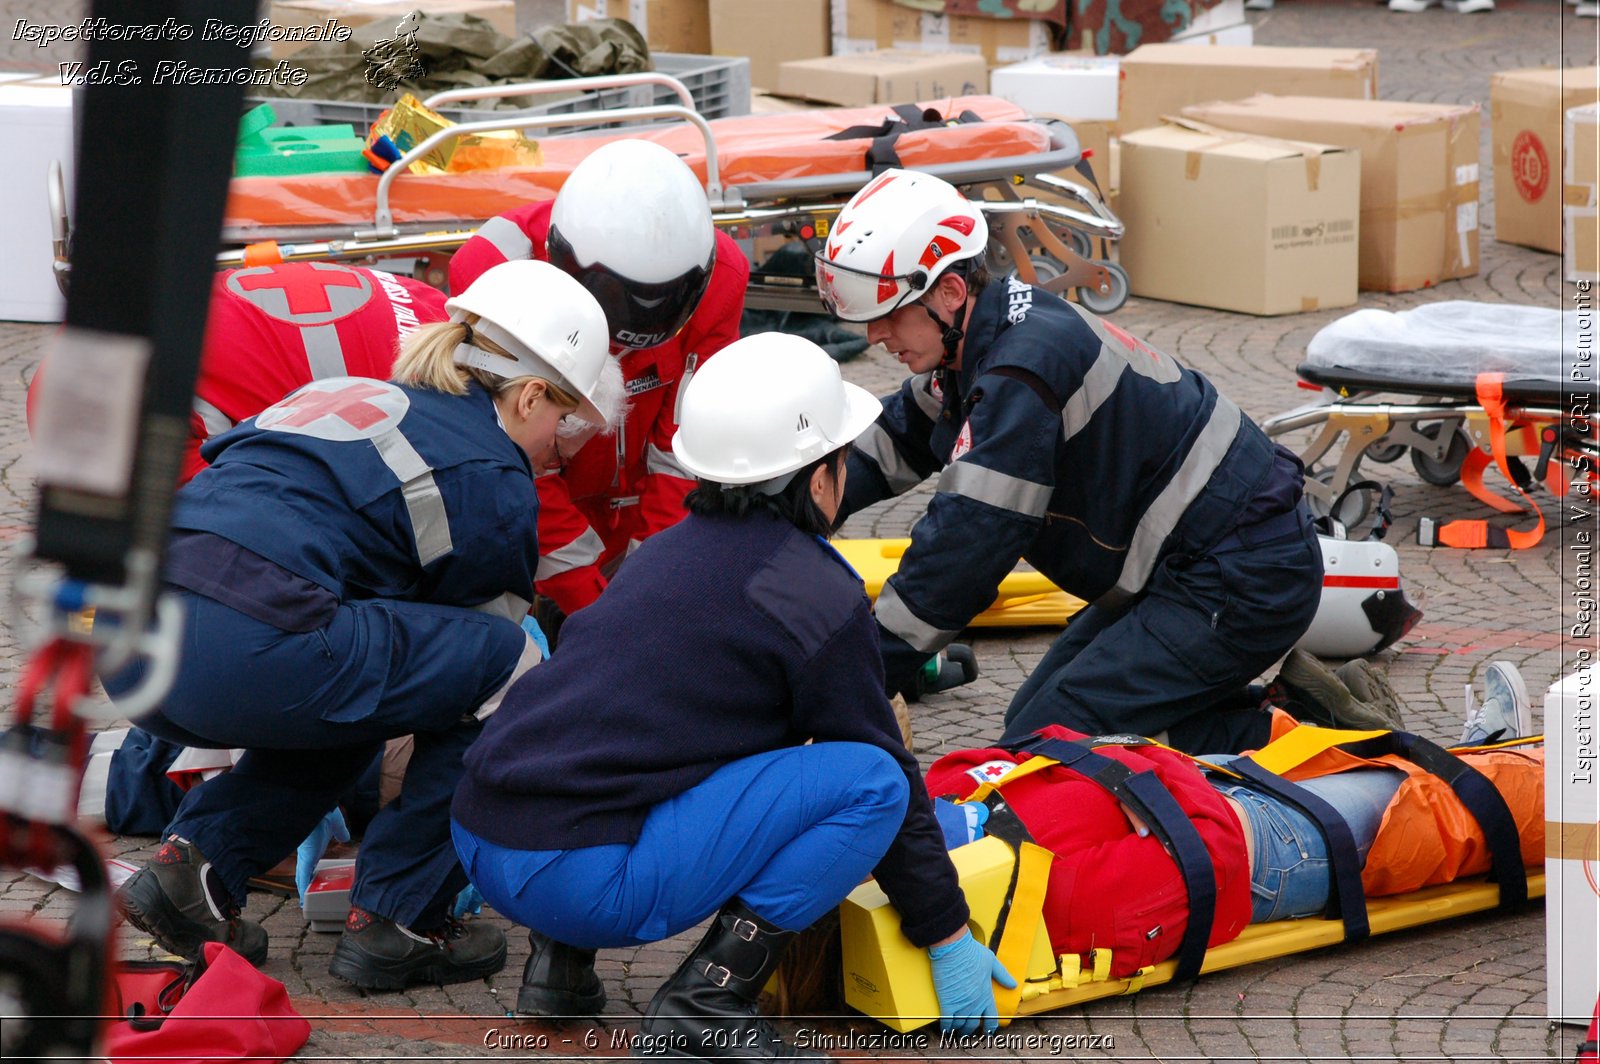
[833,539,1086,629]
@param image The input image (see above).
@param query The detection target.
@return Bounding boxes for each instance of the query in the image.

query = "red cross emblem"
[258,378,409,441]
[272,381,390,430]
[983,765,1007,777]
[228,263,373,325]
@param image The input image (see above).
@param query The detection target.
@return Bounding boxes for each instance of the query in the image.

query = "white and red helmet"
[815,169,988,323]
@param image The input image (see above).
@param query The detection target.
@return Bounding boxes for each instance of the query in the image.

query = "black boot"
[517,929,606,1016]
[634,900,826,1060]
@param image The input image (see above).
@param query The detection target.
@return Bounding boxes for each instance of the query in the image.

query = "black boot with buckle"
[633,899,826,1061]
[517,929,606,1016]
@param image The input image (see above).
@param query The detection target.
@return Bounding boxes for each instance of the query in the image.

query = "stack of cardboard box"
[1490,67,1600,255]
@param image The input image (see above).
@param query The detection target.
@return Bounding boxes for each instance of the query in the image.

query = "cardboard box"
[778,49,986,107]
[710,0,828,91]
[1543,668,1598,1025]
[990,54,1119,122]
[1492,67,1600,254]
[568,0,710,55]
[831,0,1051,68]
[270,0,516,58]
[0,76,72,323]
[1118,122,1359,315]
[1566,104,1599,282]
[1182,95,1480,292]
[1118,44,1378,136]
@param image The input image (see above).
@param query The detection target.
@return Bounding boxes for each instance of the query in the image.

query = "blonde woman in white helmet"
[453,333,1012,1058]
[113,261,621,994]
[449,138,752,626]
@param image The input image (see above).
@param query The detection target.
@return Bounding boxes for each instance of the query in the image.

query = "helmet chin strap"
[921,298,970,369]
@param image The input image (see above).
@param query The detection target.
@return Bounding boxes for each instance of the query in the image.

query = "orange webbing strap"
[1425,373,1546,550]
[1457,449,1525,514]
[240,241,284,268]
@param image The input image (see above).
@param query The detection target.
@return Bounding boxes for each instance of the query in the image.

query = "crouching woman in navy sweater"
[452,333,1010,1058]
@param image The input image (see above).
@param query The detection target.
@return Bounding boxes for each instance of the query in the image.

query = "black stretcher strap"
[977,794,1036,959]
[824,104,985,175]
[1006,733,1216,983]
[1336,731,1528,909]
[1222,758,1371,942]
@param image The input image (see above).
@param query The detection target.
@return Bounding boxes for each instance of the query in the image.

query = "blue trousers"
[1208,766,1406,923]
[451,743,910,948]
[107,589,525,928]
[1002,507,1322,754]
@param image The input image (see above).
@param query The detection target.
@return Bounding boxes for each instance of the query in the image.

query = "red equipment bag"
[1577,994,1598,1064]
[103,942,310,1063]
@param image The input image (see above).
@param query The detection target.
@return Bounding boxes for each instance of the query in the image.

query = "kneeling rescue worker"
[452,333,1015,1056]
[815,169,1325,754]
[112,260,621,990]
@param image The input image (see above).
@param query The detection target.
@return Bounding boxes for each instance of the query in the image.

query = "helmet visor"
[548,225,714,351]
[813,253,925,323]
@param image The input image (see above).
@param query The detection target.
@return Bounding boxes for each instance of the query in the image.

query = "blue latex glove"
[520,614,551,659]
[931,798,990,850]
[295,807,350,906]
[451,884,485,919]
[927,929,1016,1035]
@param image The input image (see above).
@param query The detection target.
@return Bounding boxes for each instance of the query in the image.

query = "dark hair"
[952,256,991,295]
[684,446,848,538]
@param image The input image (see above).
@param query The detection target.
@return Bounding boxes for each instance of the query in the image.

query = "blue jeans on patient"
[1204,761,1405,923]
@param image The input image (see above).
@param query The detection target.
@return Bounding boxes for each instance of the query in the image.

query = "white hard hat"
[1296,535,1423,658]
[445,259,620,425]
[547,139,717,351]
[815,168,988,323]
[672,333,882,485]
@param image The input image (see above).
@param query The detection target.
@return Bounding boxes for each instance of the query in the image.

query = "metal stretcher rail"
[49,75,1131,312]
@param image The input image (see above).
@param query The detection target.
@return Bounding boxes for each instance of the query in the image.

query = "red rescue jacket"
[925,725,1253,979]
[26,262,447,483]
[449,201,750,613]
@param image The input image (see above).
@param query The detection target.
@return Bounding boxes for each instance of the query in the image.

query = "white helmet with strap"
[672,333,882,489]
[445,259,623,426]
[815,168,988,323]
[546,138,717,351]
[1296,534,1423,658]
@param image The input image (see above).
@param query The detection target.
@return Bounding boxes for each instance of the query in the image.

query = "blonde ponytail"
[390,314,582,409]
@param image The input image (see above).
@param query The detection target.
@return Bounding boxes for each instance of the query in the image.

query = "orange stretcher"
[99,72,1124,315]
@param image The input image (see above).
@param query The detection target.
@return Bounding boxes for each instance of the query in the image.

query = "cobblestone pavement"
[2,0,1598,1060]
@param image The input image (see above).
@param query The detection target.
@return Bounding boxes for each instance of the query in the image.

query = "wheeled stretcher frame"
[1262,363,1598,529]
[49,74,1128,313]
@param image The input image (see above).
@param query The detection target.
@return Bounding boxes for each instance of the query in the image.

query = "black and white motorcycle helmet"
[546,139,717,352]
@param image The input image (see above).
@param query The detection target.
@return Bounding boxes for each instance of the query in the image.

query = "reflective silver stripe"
[854,423,923,494]
[1061,348,1125,442]
[909,372,942,421]
[936,461,1051,518]
[372,427,454,566]
[645,442,692,479]
[473,592,533,623]
[192,397,234,438]
[673,353,699,424]
[477,215,534,262]
[875,581,959,654]
[300,323,349,379]
[1109,395,1242,600]
[536,526,605,579]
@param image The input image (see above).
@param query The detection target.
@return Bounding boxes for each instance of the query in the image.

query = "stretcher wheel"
[1076,262,1129,315]
[1410,424,1471,486]
[1364,439,1407,464]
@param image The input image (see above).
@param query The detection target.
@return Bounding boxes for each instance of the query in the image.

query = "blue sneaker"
[1460,661,1533,745]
